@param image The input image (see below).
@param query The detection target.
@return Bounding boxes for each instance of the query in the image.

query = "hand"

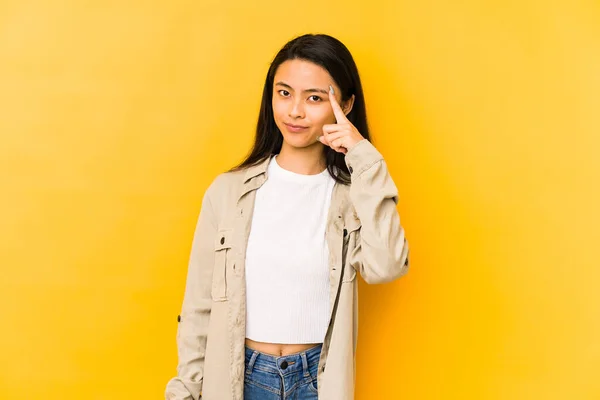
[318,85,365,154]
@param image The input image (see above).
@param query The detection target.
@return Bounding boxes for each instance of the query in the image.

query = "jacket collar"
[242,155,274,184]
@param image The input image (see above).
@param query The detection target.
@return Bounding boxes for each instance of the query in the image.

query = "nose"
[288,99,305,119]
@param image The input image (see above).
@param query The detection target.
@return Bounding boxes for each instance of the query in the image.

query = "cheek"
[309,107,336,127]
[272,98,286,120]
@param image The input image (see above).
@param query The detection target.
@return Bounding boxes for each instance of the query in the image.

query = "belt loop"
[301,351,310,378]
[246,350,259,375]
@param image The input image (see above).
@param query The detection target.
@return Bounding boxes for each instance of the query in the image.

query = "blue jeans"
[244,344,322,399]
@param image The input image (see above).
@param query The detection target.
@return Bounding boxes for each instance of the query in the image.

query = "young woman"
[165,33,410,400]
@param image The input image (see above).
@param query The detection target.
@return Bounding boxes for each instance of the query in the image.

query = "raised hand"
[318,85,365,154]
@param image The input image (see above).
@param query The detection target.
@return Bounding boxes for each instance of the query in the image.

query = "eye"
[308,95,322,102]
[278,90,290,97]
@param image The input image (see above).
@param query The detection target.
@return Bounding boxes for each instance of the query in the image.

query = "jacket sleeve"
[165,188,217,400]
[345,139,410,284]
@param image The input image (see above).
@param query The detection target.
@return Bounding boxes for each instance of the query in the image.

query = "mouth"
[284,122,309,132]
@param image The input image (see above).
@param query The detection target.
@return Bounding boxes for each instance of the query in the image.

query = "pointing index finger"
[329,85,348,123]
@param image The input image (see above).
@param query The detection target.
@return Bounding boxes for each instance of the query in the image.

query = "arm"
[345,139,410,284]
[165,189,217,400]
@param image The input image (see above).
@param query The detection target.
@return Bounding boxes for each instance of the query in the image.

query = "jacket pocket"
[342,216,361,283]
[212,229,233,301]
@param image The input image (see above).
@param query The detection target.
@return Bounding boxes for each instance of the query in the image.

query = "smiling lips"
[284,122,309,133]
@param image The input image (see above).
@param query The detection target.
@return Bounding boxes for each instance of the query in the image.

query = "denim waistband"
[244,344,322,377]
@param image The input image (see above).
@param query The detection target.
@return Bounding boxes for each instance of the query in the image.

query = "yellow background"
[1,0,599,398]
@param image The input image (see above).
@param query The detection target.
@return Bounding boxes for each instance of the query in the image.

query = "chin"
[282,135,318,149]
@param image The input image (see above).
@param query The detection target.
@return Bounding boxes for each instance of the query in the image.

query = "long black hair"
[229,33,371,185]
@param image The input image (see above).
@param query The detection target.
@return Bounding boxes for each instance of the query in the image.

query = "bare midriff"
[245,338,321,356]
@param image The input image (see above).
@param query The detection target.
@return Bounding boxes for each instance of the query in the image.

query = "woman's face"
[272,59,347,150]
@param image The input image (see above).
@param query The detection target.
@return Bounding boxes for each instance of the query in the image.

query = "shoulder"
[200,168,248,227]
[204,169,246,203]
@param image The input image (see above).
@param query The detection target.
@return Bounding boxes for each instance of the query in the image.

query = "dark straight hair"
[229,33,372,185]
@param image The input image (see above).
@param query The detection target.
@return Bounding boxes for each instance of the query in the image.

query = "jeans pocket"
[307,364,319,394]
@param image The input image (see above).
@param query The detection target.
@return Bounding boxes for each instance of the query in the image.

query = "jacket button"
[349,166,353,174]
[177,315,181,322]
[343,229,348,237]
[281,360,288,369]
[220,237,225,245]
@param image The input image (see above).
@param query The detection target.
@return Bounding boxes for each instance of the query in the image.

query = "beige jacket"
[165,139,410,400]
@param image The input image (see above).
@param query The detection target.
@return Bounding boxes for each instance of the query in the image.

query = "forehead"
[274,59,332,88]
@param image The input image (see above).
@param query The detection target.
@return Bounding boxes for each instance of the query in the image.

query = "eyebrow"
[275,81,329,95]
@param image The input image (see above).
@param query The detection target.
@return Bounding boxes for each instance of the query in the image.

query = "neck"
[277,142,327,175]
